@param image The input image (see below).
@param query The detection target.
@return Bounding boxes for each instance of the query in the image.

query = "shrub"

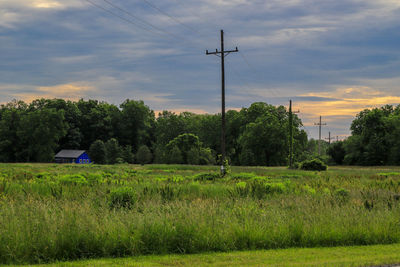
[193,172,220,181]
[58,174,88,185]
[109,187,136,209]
[300,159,327,171]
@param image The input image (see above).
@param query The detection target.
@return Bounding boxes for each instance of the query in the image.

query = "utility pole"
[288,100,300,168]
[314,116,327,156]
[325,131,332,144]
[206,30,238,174]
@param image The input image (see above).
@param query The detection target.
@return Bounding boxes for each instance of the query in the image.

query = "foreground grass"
[20,244,400,267]
[2,164,400,264]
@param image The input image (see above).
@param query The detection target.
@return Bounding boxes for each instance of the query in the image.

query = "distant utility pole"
[314,116,327,155]
[325,131,332,144]
[288,100,300,168]
[206,30,238,174]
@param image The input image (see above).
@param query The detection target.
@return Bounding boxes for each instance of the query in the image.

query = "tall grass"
[1,163,400,264]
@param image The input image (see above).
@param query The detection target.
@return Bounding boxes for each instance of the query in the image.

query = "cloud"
[297,86,400,118]
[32,1,62,9]
[0,83,95,103]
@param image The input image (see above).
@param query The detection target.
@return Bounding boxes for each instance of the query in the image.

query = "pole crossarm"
[206,47,239,57]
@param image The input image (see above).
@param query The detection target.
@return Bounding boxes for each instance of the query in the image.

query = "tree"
[89,140,107,164]
[120,99,155,150]
[136,145,152,165]
[0,100,27,162]
[238,113,287,166]
[327,141,346,165]
[169,146,183,164]
[121,145,134,164]
[166,133,201,164]
[154,111,185,146]
[187,147,200,165]
[105,138,122,164]
[17,108,67,162]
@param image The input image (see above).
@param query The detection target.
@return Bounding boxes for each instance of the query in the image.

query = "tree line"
[0,98,308,165]
[328,104,400,166]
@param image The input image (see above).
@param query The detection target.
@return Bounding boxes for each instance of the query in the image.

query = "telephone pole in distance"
[314,116,327,155]
[206,30,238,174]
[288,100,300,168]
[325,131,332,144]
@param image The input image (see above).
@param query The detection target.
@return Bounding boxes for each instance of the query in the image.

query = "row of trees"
[0,98,308,165]
[328,105,400,166]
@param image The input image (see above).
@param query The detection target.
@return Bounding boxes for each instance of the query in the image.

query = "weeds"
[1,163,400,264]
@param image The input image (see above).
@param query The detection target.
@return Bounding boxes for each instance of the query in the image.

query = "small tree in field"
[136,145,152,165]
[89,140,107,164]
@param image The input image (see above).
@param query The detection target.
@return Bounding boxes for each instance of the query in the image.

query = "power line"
[101,0,183,40]
[140,0,199,33]
[84,0,162,36]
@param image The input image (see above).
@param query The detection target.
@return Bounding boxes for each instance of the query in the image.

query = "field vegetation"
[1,164,400,265]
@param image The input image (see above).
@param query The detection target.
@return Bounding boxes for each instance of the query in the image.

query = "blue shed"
[55,150,92,164]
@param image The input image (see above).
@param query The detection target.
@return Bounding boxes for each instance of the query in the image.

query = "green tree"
[120,99,155,151]
[238,113,287,166]
[327,141,346,165]
[121,145,134,164]
[0,100,27,162]
[17,108,67,162]
[166,133,201,164]
[136,145,152,165]
[105,138,122,164]
[169,146,183,164]
[187,147,200,165]
[89,140,107,164]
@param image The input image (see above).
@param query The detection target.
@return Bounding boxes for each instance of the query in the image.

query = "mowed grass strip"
[16,244,400,267]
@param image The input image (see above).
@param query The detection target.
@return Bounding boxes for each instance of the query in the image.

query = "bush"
[300,159,327,171]
[108,187,136,209]
[193,172,220,181]
[58,174,88,186]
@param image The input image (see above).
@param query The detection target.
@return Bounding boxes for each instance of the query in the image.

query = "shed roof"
[55,150,86,159]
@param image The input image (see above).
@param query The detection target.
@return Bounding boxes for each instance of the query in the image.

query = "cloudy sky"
[1,0,400,139]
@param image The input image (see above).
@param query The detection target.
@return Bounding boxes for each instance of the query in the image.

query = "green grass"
[2,163,400,265]
[16,244,400,266]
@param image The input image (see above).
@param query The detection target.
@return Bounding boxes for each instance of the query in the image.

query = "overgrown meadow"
[1,164,400,265]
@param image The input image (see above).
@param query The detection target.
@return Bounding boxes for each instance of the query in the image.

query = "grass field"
[1,163,400,265]
[13,244,400,266]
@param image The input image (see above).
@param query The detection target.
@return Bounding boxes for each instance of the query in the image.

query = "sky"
[1,0,400,139]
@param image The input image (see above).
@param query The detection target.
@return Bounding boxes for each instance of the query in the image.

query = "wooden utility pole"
[206,30,238,174]
[325,131,332,144]
[314,116,327,155]
[288,100,300,168]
